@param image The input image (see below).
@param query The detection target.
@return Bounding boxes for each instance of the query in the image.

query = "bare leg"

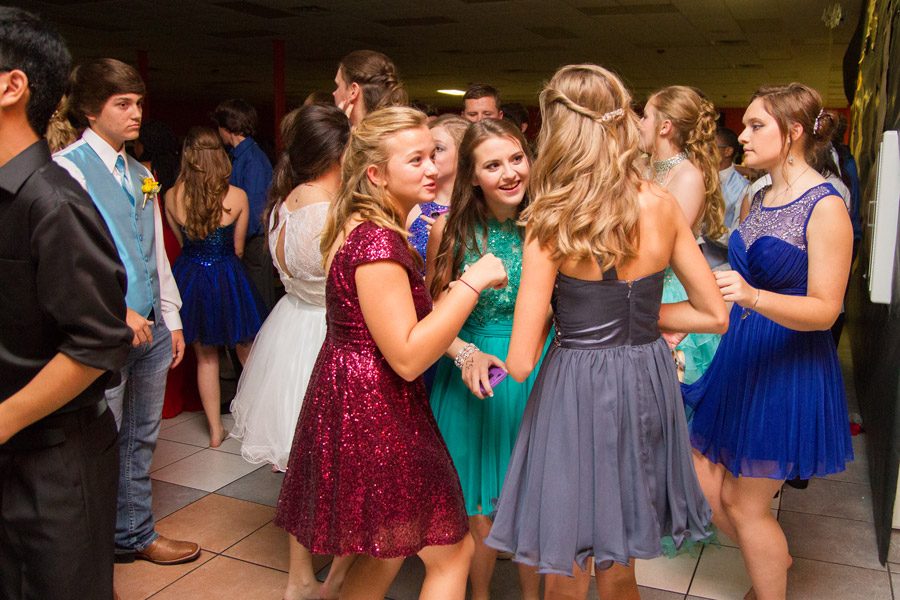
[339,555,404,600]
[469,515,497,600]
[318,554,356,599]
[194,342,225,447]
[721,474,790,600]
[235,341,252,365]
[595,560,639,600]
[284,537,322,600]
[517,562,541,600]
[544,563,590,600]
[418,536,475,600]
[692,450,739,541]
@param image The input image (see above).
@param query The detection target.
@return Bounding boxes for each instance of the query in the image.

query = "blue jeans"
[106,321,171,552]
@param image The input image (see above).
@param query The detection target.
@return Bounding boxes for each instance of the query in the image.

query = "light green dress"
[430,218,550,516]
[662,267,720,385]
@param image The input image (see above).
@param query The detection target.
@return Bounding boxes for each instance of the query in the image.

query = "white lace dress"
[230,202,329,470]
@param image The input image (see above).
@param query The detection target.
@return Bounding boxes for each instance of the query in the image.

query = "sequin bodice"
[326,222,431,348]
[731,183,838,297]
[460,219,522,327]
[180,223,235,264]
[409,201,450,264]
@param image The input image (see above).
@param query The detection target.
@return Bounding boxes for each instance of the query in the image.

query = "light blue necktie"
[115,154,136,204]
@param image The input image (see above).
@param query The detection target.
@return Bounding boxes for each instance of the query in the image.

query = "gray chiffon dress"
[485,267,713,575]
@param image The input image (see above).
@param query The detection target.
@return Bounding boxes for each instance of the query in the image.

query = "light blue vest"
[61,143,160,317]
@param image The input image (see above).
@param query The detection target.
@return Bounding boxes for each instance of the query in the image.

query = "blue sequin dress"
[172,223,267,346]
[684,183,853,479]
[429,218,551,516]
[408,201,450,265]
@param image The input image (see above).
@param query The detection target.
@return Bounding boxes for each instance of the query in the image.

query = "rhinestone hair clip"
[813,109,825,136]
[598,107,624,123]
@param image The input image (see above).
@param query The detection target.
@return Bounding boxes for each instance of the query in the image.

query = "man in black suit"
[0,8,132,599]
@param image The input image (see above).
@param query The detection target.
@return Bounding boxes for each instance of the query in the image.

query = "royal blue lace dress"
[173,223,267,346]
[684,183,853,479]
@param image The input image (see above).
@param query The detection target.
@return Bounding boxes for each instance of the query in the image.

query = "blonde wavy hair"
[177,127,231,240]
[524,64,644,270]
[648,85,726,239]
[320,106,427,265]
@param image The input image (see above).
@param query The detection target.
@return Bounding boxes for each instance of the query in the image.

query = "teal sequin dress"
[662,267,720,385]
[430,218,550,516]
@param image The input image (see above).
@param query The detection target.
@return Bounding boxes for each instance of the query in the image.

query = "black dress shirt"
[0,140,132,411]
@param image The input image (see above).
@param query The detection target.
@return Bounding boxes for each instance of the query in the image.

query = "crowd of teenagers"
[0,6,859,600]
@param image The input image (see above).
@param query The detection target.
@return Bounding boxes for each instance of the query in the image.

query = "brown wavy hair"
[524,64,643,269]
[176,127,231,240]
[750,83,837,172]
[429,118,532,298]
[319,106,426,265]
[649,85,726,239]
[339,50,408,114]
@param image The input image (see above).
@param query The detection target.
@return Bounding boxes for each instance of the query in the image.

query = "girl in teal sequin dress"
[427,119,546,600]
[638,86,728,385]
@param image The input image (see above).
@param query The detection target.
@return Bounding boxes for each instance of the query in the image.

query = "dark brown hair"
[464,83,501,105]
[211,98,257,137]
[68,58,145,128]
[430,118,531,298]
[266,103,350,233]
[339,50,407,114]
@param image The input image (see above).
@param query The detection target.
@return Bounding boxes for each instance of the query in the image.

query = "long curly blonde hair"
[319,106,426,265]
[177,127,231,240]
[648,85,726,239]
[524,64,644,270]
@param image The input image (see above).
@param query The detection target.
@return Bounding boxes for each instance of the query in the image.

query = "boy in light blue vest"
[55,58,200,566]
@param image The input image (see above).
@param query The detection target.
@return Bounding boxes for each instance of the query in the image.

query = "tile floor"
[116,337,894,599]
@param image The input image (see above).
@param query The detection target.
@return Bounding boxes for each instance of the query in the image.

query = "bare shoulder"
[225,185,249,208]
[672,159,704,188]
[638,181,679,221]
[809,193,852,226]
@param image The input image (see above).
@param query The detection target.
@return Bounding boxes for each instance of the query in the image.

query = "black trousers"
[0,407,118,600]
[242,233,277,311]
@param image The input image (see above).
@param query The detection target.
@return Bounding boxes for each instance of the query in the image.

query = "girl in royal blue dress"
[165,127,266,447]
[685,83,854,600]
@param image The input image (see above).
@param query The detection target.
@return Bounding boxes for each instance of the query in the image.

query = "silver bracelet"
[454,342,479,369]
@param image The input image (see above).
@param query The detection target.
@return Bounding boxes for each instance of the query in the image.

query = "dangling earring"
[787,154,794,165]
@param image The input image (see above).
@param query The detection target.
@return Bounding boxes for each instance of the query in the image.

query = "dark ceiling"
[22,0,861,110]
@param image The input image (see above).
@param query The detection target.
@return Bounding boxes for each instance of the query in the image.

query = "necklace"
[652,151,688,185]
[765,165,812,207]
[300,182,335,197]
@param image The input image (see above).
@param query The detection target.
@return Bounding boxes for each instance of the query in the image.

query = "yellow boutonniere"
[141,176,161,209]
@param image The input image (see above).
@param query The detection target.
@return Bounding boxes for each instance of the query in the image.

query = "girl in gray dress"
[485,64,727,599]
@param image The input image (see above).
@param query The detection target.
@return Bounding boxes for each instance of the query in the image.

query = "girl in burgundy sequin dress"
[275,107,508,599]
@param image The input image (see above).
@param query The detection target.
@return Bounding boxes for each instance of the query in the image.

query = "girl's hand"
[418,213,436,232]
[461,352,507,399]
[336,98,354,119]
[662,332,687,349]
[714,270,757,308]
[463,253,508,291]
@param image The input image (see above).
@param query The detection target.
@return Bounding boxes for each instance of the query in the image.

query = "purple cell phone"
[429,205,450,219]
[480,366,508,395]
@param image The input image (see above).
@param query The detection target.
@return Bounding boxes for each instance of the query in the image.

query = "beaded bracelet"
[454,342,479,369]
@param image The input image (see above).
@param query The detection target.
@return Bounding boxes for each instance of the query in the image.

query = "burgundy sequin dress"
[275,221,469,557]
